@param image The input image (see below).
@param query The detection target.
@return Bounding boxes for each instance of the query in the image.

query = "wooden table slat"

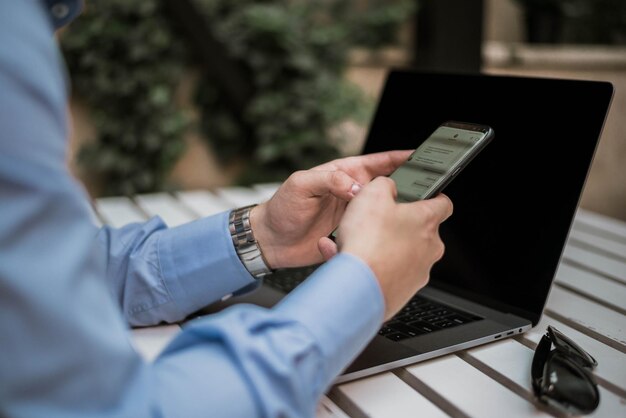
[215,186,269,208]
[568,228,626,261]
[562,245,626,284]
[130,324,181,362]
[175,190,232,218]
[405,355,549,418]
[252,182,282,201]
[94,196,147,227]
[545,286,626,349]
[555,263,626,315]
[466,339,533,392]
[335,372,447,418]
[134,193,196,227]
[576,208,626,241]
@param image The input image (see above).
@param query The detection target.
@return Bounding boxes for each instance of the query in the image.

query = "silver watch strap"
[229,204,273,278]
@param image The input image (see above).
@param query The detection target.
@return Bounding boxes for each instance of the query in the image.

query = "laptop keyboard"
[379,295,483,341]
[264,265,482,342]
[264,265,320,293]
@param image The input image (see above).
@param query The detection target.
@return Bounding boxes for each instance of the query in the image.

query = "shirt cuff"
[158,211,256,320]
[273,253,385,384]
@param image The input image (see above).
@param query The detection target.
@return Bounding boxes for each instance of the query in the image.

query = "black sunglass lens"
[542,354,600,414]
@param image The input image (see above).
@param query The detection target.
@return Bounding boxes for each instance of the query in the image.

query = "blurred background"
[62,0,626,221]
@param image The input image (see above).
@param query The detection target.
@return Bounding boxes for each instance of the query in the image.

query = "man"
[0,1,453,417]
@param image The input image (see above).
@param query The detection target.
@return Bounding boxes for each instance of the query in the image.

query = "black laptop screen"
[361,70,613,325]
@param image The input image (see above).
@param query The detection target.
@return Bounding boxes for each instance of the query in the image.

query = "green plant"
[61,0,189,196]
[192,0,415,184]
[62,0,415,193]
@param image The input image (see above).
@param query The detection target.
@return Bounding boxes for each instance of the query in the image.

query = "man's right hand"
[331,177,453,321]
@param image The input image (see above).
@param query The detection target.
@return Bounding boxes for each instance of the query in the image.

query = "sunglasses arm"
[531,332,552,392]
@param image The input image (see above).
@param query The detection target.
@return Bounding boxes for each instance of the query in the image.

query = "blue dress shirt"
[0,1,384,417]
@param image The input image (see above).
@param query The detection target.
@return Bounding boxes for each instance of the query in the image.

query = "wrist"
[249,203,279,270]
[229,205,274,277]
[340,248,392,319]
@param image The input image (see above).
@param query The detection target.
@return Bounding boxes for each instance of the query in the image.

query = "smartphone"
[329,121,493,241]
[390,121,494,202]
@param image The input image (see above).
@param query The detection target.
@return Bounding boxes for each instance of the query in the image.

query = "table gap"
[455,352,565,417]
[88,199,106,226]
[563,246,626,284]
[567,236,626,264]
[574,210,626,244]
[326,388,370,418]
[316,395,349,418]
[128,196,151,220]
[572,221,626,246]
[392,368,471,418]
[168,192,203,220]
[569,224,626,260]
[560,258,626,287]
[553,281,626,316]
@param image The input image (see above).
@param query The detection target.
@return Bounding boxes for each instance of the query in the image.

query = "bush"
[62,0,415,193]
[61,0,189,195]
[192,0,415,184]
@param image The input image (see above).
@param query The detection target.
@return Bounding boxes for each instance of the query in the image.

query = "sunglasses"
[531,325,600,415]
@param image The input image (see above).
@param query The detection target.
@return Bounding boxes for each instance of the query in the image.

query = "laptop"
[200,69,614,384]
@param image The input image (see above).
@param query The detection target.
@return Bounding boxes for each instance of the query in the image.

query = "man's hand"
[337,177,453,320]
[250,150,412,269]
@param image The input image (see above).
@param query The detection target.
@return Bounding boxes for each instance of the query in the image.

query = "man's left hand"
[250,150,412,269]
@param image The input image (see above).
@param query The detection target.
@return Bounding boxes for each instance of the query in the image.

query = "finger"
[318,236,338,261]
[415,193,454,223]
[314,150,413,181]
[363,150,414,176]
[361,176,398,201]
[293,170,362,201]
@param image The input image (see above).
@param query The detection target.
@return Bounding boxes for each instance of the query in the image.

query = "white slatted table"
[93,187,626,417]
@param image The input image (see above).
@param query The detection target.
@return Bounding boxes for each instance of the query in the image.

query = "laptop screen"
[361,70,613,325]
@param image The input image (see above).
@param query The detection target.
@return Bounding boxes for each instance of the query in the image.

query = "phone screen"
[390,122,493,202]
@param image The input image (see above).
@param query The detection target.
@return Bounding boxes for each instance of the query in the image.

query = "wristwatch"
[229,204,273,278]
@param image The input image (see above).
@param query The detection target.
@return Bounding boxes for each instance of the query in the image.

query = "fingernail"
[350,183,362,195]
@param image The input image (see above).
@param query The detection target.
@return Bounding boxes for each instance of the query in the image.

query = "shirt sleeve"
[154,254,384,418]
[96,212,258,327]
[0,2,385,417]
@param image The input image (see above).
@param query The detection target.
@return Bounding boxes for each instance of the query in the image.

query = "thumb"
[318,236,338,261]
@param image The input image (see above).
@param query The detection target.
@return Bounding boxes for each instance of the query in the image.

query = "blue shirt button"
[51,2,70,19]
